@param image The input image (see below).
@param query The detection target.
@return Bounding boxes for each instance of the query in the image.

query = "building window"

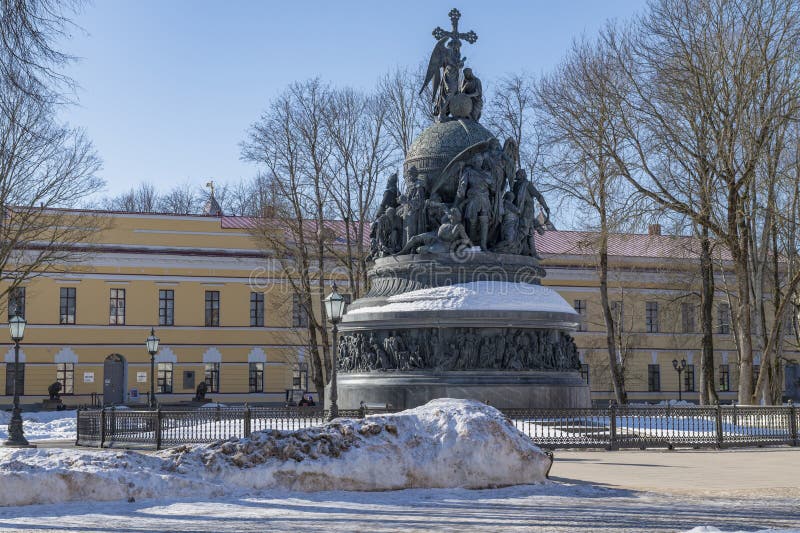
[205,291,220,327]
[648,364,661,392]
[109,288,126,325]
[645,301,659,333]
[717,303,731,334]
[249,362,264,393]
[574,300,587,332]
[56,363,74,394]
[159,290,174,326]
[59,287,76,324]
[681,302,695,333]
[292,294,309,328]
[157,362,173,393]
[580,363,590,385]
[8,287,25,320]
[684,364,695,392]
[611,301,623,332]
[250,292,265,327]
[293,362,308,390]
[719,364,730,391]
[5,362,24,395]
[205,362,220,392]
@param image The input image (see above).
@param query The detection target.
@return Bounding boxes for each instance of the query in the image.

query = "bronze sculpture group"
[338,328,580,373]
[369,9,550,261]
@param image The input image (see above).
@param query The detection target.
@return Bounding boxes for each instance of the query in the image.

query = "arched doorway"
[103,354,127,405]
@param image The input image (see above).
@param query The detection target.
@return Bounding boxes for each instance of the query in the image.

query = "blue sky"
[58,0,646,199]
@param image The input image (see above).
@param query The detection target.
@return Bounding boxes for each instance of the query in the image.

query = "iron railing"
[75,402,799,450]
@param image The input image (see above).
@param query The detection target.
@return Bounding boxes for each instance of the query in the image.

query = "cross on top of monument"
[432,8,478,46]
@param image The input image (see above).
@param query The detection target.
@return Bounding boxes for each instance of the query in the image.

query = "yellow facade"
[540,244,795,404]
[1,211,306,407]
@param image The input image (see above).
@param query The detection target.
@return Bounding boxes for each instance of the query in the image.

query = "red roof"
[538,230,731,261]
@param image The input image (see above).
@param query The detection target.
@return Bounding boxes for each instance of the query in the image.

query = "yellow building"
[2,210,794,408]
[1,210,309,407]
[539,226,797,404]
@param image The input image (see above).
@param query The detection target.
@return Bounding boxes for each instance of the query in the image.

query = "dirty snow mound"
[0,399,550,506]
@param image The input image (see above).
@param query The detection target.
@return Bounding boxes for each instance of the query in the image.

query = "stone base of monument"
[334,275,590,410]
[327,370,590,410]
[41,398,65,411]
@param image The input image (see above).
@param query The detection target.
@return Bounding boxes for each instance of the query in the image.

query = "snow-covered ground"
[0,399,550,506]
[0,410,77,441]
[0,484,796,532]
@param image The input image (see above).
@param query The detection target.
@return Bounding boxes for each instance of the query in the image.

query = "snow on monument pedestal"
[0,399,551,506]
[331,9,590,410]
[333,273,590,410]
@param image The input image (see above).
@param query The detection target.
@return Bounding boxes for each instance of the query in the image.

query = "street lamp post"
[146,328,160,409]
[672,358,687,402]
[4,315,32,447]
[324,283,347,421]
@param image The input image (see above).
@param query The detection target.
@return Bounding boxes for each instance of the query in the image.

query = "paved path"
[0,448,798,532]
[551,447,800,498]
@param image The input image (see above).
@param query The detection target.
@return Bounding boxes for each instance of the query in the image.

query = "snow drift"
[0,399,551,506]
[0,409,77,441]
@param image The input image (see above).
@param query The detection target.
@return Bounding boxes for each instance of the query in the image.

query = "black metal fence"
[75,403,799,450]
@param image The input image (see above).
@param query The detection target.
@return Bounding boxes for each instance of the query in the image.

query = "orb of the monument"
[403,118,494,199]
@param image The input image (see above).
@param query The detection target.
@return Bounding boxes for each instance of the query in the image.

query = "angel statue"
[420,37,464,121]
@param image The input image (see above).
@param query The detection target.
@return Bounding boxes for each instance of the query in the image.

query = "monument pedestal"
[327,370,590,410]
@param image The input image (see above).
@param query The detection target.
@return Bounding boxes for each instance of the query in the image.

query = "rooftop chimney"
[648,223,662,236]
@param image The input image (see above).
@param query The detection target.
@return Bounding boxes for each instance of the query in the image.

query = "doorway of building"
[103,354,127,405]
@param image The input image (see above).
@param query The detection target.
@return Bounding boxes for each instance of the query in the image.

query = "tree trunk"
[733,256,754,404]
[699,229,718,405]
[599,206,627,405]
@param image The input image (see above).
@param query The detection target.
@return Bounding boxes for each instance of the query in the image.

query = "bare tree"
[0,0,82,104]
[485,73,541,174]
[157,181,201,214]
[242,79,336,402]
[102,182,158,212]
[602,0,800,404]
[324,87,394,296]
[377,67,428,158]
[0,0,103,307]
[0,85,103,307]
[536,35,635,404]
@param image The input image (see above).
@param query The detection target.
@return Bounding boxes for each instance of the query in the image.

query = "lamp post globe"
[4,315,32,447]
[146,328,160,409]
[324,283,347,421]
[8,315,25,342]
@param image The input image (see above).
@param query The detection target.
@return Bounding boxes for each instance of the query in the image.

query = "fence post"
[732,401,738,427]
[608,402,618,450]
[75,407,81,446]
[244,403,252,438]
[359,401,366,419]
[715,402,724,448]
[155,407,163,450]
[789,400,797,447]
[99,407,106,448]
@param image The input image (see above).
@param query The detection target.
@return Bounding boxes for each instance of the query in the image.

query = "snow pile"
[0,399,551,506]
[347,281,577,316]
[0,409,77,441]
